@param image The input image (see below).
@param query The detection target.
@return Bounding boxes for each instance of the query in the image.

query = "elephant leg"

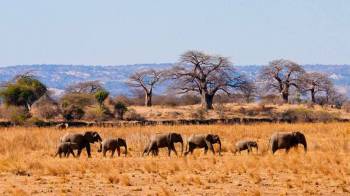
[70,149,76,157]
[111,149,115,158]
[117,147,121,157]
[286,147,290,153]
[204,145,208,154]
[103,149,107,157]
[86,144,92,158]
[247,146,252,154]
[77,148,82,157]
[171,144,178,156]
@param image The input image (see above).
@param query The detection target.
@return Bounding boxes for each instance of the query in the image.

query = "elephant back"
[61,133,86,147]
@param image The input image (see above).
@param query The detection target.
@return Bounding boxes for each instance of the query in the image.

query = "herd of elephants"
[55,131,308,158]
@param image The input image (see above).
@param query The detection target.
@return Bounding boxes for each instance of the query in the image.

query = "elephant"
[60,131,102,158]
[142,142,159,156]
[98,138,127,157]
[234,140,258,154]
[55,142,79,158]
[143,132,183,156]
[184,134,221,156]
[269,131,307,154]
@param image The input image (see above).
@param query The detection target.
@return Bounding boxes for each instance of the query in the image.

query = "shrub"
[85,106,112,122]
[0,106,30,125]
[215,103,227,119]
[114,102,128,120]
[124,109,145,121]
[191,108,207,120]
[279,108,337,123]
[62,105,85,121]
[33,103,60,120]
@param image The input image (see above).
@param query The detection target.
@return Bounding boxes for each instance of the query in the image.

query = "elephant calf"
[55,142,78,158]
[143,142,159,156]
[234,140,258,154]
[98,138,127,157]
[184,134,221,156]
[270,131,307,154]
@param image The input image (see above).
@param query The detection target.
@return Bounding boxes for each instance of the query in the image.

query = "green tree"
[114,101,128,120]
[0,75,47,111]
[95,90,109,107]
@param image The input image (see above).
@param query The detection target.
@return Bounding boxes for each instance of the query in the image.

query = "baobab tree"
[126,69,163,107]
[300,72,333,103]
[170,50,248,109]
[259,59,305,103]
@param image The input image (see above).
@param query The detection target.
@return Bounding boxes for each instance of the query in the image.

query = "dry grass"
[131,103,349,120]
[0,123,349,195]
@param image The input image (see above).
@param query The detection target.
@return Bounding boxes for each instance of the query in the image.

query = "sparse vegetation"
[0,123,349,195]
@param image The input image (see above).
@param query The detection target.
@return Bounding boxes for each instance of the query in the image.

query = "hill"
[0,64,349,96]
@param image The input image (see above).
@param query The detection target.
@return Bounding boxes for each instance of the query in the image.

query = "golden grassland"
[0,123,350,195]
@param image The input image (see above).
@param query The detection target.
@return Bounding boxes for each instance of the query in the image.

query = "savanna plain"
[0,123,349,195]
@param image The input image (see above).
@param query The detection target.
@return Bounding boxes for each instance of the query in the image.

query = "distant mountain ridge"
[0,64,349,97]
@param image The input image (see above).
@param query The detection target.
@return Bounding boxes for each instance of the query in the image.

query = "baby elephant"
[55,142,79,158]
[234,140,258,154]
[98,138,127,157]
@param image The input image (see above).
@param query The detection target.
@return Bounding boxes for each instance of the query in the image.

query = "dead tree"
[66,81,103,94]
[300,72,333,103]
[170,50,248,109]
[126,69,163,107]
[259,59,305,103]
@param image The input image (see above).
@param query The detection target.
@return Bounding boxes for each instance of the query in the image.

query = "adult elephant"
[184,134,221,156]
[60,131,102,158]
[269,131,307,154]
[143,132,183,156]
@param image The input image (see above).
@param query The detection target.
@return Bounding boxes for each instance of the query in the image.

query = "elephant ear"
[205,134,213,143]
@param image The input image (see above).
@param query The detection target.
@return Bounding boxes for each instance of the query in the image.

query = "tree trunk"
[281,92,289,103]
[145,93,152,107]
[201,93,214,110]
[310,89,316,103]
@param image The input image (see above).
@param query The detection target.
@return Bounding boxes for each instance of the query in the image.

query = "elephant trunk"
[301,138,307,152]
[218,139,222,155]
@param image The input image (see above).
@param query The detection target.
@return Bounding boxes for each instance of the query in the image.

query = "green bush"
[114,101,128,120]
[62,105,85,121]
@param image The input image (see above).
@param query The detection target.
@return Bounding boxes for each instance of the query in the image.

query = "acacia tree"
[259,59,305,103]
[126,69,163,107]
[94,90,109,108]
[300,72,333,103]
[170,50,248,109]
[0,74,47,111]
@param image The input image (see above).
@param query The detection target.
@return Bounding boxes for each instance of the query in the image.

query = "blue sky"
[0,0,349,66]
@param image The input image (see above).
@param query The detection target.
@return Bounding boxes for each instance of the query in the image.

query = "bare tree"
[259,59,305,103]
[66,80,103,94]
[170,50,248,109]
[126,69,163,107]
[300,72,333,103]
[239,80,257,103]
